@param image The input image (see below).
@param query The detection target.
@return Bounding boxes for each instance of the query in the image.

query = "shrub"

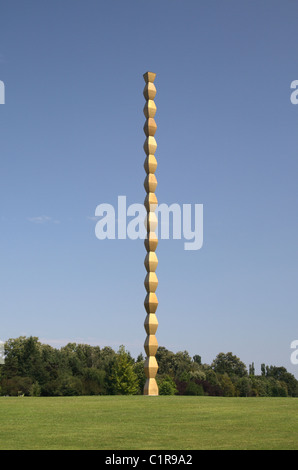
[158,375,177,395]
[185,381,204,396]
[30,382,41,397]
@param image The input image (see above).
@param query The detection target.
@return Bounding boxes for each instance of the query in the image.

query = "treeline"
[0,337,297,397]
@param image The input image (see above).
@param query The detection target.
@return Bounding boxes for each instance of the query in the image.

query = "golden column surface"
[143,71,159,396]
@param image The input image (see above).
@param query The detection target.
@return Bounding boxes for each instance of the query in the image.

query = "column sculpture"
[143,71,159,396]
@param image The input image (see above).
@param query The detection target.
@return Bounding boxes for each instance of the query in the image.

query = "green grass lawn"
[0,396,297,450]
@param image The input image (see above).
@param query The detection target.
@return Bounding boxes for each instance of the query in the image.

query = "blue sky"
[0,0,298,377]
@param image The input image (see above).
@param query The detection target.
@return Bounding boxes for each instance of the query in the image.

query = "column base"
[144,378,159,396]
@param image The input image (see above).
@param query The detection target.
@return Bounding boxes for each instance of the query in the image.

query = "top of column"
[143,72,156,83]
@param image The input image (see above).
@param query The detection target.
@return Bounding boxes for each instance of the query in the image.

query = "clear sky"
[0,0,298,377]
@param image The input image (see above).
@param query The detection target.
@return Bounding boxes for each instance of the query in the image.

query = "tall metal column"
[143,71,159,396]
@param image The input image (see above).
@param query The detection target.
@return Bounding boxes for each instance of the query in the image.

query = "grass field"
[0,396,297,450]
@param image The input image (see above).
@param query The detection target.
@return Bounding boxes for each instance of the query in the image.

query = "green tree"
[250,377,269,397]
[1,376,33,396]
[2,337,49,387]
[236,377,252,397]
[133,359,146,394]
[267,377,288,397]
[249,363,255,377]
[205,368,220,386]
[193,355,202,366]
[82,368,106,395]
[219,374,236,397]
[174,351,193,379]
[212,352,247,378]
[189,369,206,382]
[265,366,298,397]
[58,375,83,396]
[109,346,139,395]
[155,347,176,376]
